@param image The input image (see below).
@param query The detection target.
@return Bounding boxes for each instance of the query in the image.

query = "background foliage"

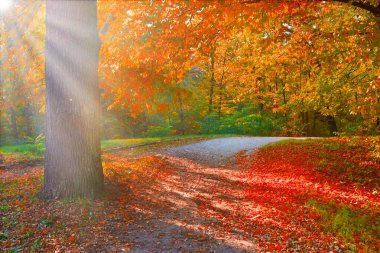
[1,0,379,145]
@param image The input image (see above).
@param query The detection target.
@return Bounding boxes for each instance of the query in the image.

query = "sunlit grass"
[0,134,233,162]
[101,136,192,150]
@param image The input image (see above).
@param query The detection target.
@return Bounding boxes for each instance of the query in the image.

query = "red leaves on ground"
[1,138,379,252]
[230,138,380,252]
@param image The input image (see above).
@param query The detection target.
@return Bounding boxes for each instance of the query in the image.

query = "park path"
[121,137,292,253]
[161,137,292,166]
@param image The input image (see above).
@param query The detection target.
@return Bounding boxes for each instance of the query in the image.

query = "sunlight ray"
[0,0,12,12]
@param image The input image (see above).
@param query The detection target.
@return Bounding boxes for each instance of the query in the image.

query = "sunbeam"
[0,0,12,12]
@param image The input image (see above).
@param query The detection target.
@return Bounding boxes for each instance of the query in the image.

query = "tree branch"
[241,0,380,17]
[334,0,380,17]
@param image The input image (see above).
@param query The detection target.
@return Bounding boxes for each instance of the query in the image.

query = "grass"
[0,143,44,164]
[0,134,233,163]
[258,137,317,149]
[307,199,380,252]
[101,134,230,150]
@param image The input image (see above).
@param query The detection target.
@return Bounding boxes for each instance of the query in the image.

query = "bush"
[145,125,172,137]
[198,109,280,136]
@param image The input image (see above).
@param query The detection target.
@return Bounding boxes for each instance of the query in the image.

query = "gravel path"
[122,137,301,252]
[161,137,292,166]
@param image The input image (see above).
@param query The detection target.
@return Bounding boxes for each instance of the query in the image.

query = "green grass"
[101,135,209,150]
[0,144,43,154]
[0,134,232,162]
[0,143,45,162]
[259,138,317,149]
[307,198,380,252]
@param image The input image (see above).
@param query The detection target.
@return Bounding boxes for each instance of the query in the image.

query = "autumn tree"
[43,1,103,199]
[2,0,379,148]
[0,1,45,144]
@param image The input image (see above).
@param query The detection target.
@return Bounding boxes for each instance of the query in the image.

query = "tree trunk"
[25,104,33,137]
[282,87,287,104]
[326,115,338,136]
[10,107,18,142]
[377,98,380,128]
[208,49,215,114]
[258,102,264,112]
[217,57,226,119]
[43,0,103,199]
[311,111,316,136]
[305,111,310,135]
[218,88,223,119]
[178,92,185,136]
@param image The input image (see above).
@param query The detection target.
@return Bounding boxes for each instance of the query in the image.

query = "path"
[121,137,293,252]
[162,137,291,166]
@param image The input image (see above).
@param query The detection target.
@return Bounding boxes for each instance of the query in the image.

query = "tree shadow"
[101,152,356,252]
[102,154,256,252]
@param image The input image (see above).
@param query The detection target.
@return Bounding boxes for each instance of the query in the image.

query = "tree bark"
[326,115,338,136]
[25,104,33,137]
[10,107,18,142]
[217,53,227,119]
[43,0,103,199]
[218,85,223,119]
[208,49,215,114]
[311,111,316,136]
[178,92,185,136]
[282,88,287,104]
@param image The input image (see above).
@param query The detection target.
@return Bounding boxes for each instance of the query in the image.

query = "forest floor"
[1,137,379,252]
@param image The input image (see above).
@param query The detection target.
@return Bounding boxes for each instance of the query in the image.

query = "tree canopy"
[1,0,379,144]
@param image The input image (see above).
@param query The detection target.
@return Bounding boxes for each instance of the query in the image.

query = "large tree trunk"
[43,0,103,199]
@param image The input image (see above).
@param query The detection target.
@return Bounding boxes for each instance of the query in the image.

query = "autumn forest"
[1,1,379,142]
[1,0,380,252]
